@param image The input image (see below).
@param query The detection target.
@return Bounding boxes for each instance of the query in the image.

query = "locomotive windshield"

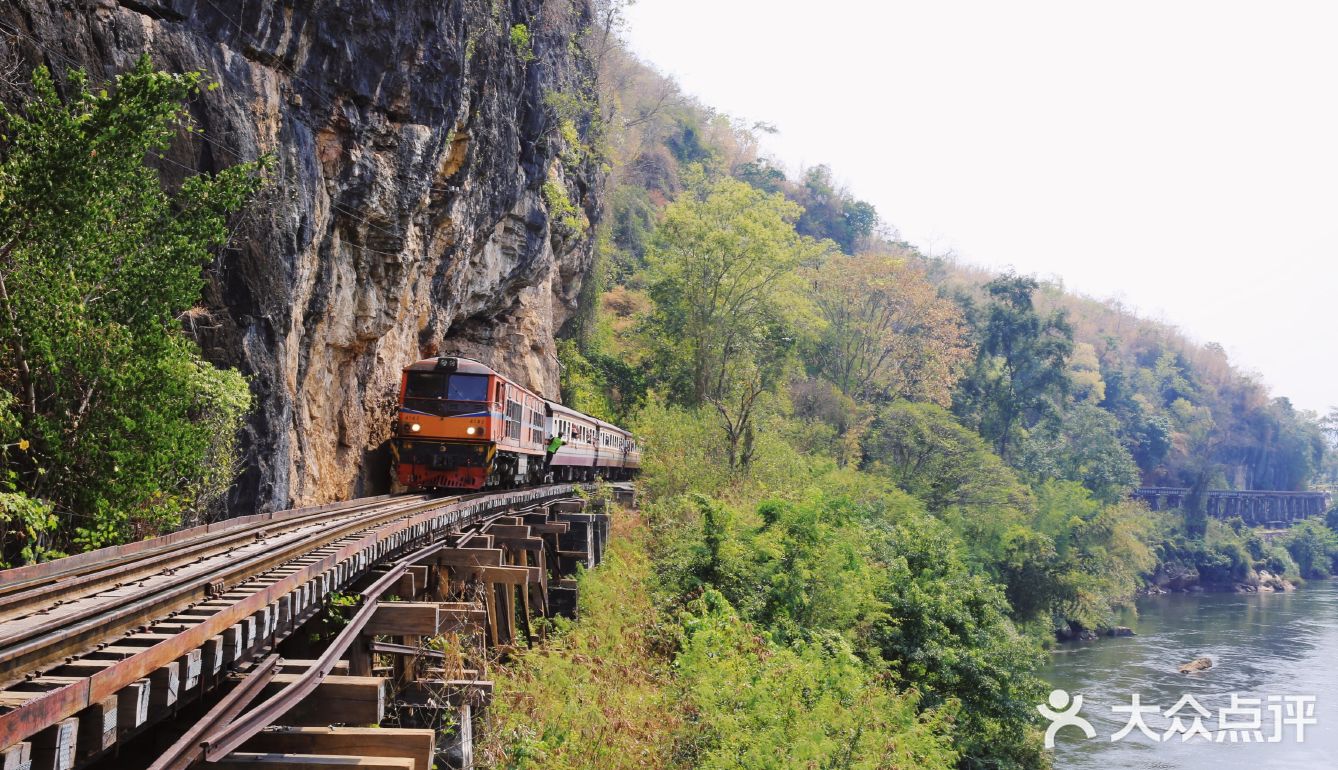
[405,372,489,401]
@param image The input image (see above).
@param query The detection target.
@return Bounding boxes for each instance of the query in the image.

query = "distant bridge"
[1133,487,1332,526]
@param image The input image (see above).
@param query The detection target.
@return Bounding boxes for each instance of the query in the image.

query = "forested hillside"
[482,7,1338,770]
[568,30,1327,496]
[1,2,1333,767]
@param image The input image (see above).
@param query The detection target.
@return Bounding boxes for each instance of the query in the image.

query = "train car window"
[446,374,488,401]
[529,408,544,445]
[505,400,523,440]
[405,372,489,401]
[495,383,504,405]
[404,372,448,399]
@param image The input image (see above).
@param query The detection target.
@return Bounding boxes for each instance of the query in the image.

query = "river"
[1041,579,1338,769]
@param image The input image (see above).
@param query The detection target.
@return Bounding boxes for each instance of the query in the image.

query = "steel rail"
[0,495,438,677]
[0,494,432,622]
[199,538,453,763]
[0,493,415,594]
[156,499,545,768]
[0,484,571,752]
[145,654,283,770]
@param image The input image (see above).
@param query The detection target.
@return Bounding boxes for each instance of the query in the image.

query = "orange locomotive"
[391,356,639,490]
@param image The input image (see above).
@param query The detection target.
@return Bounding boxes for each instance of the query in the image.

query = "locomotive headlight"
[410,423,421,433]
[466,426,478,435]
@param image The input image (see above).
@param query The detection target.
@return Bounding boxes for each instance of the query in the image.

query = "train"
[391,355,641,490]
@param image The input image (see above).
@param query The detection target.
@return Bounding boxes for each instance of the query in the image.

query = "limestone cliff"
[0,0,601,511]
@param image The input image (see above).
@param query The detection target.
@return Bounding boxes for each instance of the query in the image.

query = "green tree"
[810,253,972,406]
[644,177,827,467]
[1181,470,1211,540]
[790,165,879,254]
[954,274,1073,461]
[1018,403,1140,503]
[1028,481,1155,628]
[0,58,262,558]
[869,514,1048,770]
[862,400,1030,514]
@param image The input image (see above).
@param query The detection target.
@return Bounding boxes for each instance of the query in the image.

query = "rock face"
[0,0,601,511]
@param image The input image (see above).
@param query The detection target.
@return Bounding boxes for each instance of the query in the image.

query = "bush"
[509,23,535,62]
[1281,520,1338,579]
[674,589,957,770]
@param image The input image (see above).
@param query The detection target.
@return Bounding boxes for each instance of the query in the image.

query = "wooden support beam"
[435,548,503,567]
[346,634,372,678]
[365,603,439,637]
[482,586,499,648]
[226,623,247,663]
[74,696,116,759]
[116,679,150,735]
[437,601,480,611]
[516,550,533,643]
[277,660,350,675]
[524,521,570,535]
[205,635,227,681]
[394,634,421,688]
[178,648,204,694]
[149,661,180,715]
[453,565,535,585]
[0,742,30,770]
[212,754,413,770]
[29,717,77,770]
[450,703,473,770]
[431,565,450,602]
[438,605,488,627]
[496,583,514,647]
[421,667,483,679]
[394,565,428,600]
[398,679,494,709]
[492,536,545,552]
[240,727,434,770]
[260,675,386,726]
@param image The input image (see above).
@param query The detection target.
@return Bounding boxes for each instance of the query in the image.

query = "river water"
[1041,579,1338,769]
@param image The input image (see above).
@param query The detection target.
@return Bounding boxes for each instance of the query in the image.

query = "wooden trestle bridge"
[0,483,631,770]
[1133,487,1331,526]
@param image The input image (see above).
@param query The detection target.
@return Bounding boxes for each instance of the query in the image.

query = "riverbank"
[1057,569,1299,642]
[1139,567,1297,596]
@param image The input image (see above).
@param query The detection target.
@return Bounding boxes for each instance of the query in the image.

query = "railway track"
[0,483,629,770]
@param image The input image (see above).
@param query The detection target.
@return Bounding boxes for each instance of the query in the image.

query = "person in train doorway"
[543,429,567,482]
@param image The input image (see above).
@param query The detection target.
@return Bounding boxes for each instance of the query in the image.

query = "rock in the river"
[0,0,602,513]
[1178,657,1213,674]
[1104,626,1135,637]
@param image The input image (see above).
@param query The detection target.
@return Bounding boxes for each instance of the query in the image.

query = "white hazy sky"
[622,0,1337,413]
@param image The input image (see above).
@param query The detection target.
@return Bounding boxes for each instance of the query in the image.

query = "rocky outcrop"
[1178,657,1213,674]
[0,0,601,511]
